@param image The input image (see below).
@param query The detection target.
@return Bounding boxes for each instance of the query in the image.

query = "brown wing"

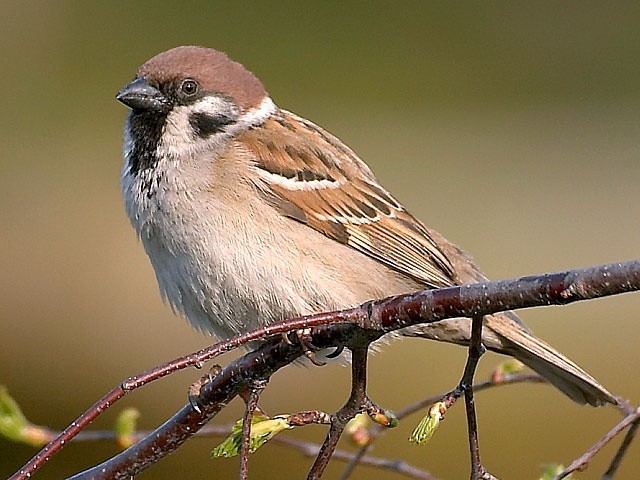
[240,110,455,288]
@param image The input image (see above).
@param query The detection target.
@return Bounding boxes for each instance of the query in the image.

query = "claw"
[189,380,206,413]
[325,344,345,359]
[304,348,327,366]
[188,364,221,413]
[286,328,327,366]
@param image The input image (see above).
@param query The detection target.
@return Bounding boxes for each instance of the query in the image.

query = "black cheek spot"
[189,112,235,138]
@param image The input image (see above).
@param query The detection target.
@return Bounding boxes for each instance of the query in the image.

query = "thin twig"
[307,345,371,479]
[397,373,547,420]
[338,444,368,480]
[339,373,547,479]
[17,423,435,479]
[275,435,437,479]
[12,374,636,480]
[239,382,265,480]
[602,413,639,479]
[66,339,303,480]
[9,259,640,480]
[21,375,544,447]
[555,406,640,479]
[462,316,488,479]
[286,410,332,427]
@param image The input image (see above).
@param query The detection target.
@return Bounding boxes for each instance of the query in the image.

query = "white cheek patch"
[157,105,227,159]
[157,95,276,160]
[229,96,276,135]
[160,106,195,155]
[191,96,236,117]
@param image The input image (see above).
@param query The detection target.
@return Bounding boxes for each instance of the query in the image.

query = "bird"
[116,46,615,407]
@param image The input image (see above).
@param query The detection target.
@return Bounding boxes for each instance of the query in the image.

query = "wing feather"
[241,110,455,288]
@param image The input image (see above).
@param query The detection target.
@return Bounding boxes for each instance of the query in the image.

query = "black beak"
[116,77,169,112]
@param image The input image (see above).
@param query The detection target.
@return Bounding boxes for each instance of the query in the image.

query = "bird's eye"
[180,79,198,96]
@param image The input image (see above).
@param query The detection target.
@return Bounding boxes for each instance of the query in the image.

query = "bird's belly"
[139,206,419,340]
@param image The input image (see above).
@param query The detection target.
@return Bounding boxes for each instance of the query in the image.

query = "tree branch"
[9,259,640,480]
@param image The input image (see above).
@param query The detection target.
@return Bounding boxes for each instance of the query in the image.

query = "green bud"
[115,407,140,449]
[211,414,292,458]
[538,463,569,480]
[0,386,49,447]
[409,402,446,446]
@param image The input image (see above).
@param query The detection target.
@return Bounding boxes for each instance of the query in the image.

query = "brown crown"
[137,46,267,110]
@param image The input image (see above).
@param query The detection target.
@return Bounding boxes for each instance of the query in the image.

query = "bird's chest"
[123,165,307,336]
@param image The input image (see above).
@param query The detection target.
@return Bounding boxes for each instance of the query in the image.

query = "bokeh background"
[1,2,639,479]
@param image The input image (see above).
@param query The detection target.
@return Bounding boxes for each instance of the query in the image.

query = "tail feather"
[419,234,616,406]
[403,311,616,406]
[486,312,616,406]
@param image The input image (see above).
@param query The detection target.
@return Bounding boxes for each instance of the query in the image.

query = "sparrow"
[116,46,615,406]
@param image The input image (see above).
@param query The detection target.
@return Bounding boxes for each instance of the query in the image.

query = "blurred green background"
[1,2,639,479]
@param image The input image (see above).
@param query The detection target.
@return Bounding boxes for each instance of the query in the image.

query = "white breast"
[121,135,416,341]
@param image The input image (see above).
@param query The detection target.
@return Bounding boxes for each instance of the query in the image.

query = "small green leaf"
[115,407,140,449]
[500,359,524,374]
[538,463,569,480]
[409,402,446,446]
[0,386,28,440]
[0,386,49,446]
[491,359,525,382]
[211,414,292,458]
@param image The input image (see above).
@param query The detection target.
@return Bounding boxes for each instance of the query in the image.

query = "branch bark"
[9,259,640,480]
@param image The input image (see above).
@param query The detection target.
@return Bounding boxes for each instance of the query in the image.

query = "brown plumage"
[138,46,266,111]
[241,110,615,406]
[118,46,616,407]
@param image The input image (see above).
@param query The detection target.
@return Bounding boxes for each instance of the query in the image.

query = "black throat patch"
[126,110,167,177]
